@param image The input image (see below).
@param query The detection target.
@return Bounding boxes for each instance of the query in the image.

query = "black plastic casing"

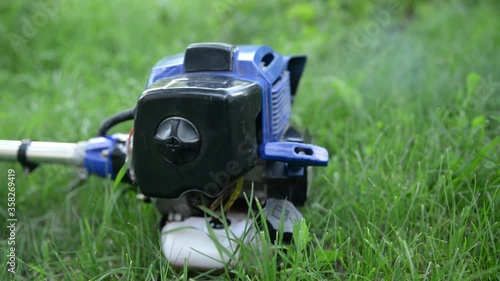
[133,75,262,199]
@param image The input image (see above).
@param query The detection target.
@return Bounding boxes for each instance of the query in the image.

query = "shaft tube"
[0,140,86,166]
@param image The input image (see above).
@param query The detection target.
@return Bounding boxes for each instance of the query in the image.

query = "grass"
[0,0,499,280]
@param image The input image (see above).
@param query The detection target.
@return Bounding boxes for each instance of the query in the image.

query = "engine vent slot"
[270,71,291,141]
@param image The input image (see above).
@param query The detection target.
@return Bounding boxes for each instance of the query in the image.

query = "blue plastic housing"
[146,44,329,167]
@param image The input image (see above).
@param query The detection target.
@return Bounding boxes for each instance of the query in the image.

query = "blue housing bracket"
[259,142,329,166]
[145,44,306,143]
[145,42,331,171]
[84,136,117,179]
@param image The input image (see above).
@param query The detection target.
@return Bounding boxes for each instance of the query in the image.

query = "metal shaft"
[0,140,86,166]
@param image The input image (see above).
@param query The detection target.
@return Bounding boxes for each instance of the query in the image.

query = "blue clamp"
[259,142,329,166]
[84,136,117,179]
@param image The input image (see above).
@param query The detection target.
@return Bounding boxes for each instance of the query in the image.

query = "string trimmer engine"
[0,42,329,270]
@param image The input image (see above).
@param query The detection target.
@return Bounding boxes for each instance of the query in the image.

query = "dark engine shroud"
[133,43,328,203]
[133,76,262,199]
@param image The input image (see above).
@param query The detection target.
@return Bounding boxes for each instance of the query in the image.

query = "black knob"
[184,42,235,72]
[155,117,201,164]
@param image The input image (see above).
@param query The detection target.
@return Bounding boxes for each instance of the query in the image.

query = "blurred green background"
[0,0,499,280]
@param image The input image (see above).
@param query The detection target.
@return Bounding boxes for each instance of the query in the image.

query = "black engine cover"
[133,75,262,198]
